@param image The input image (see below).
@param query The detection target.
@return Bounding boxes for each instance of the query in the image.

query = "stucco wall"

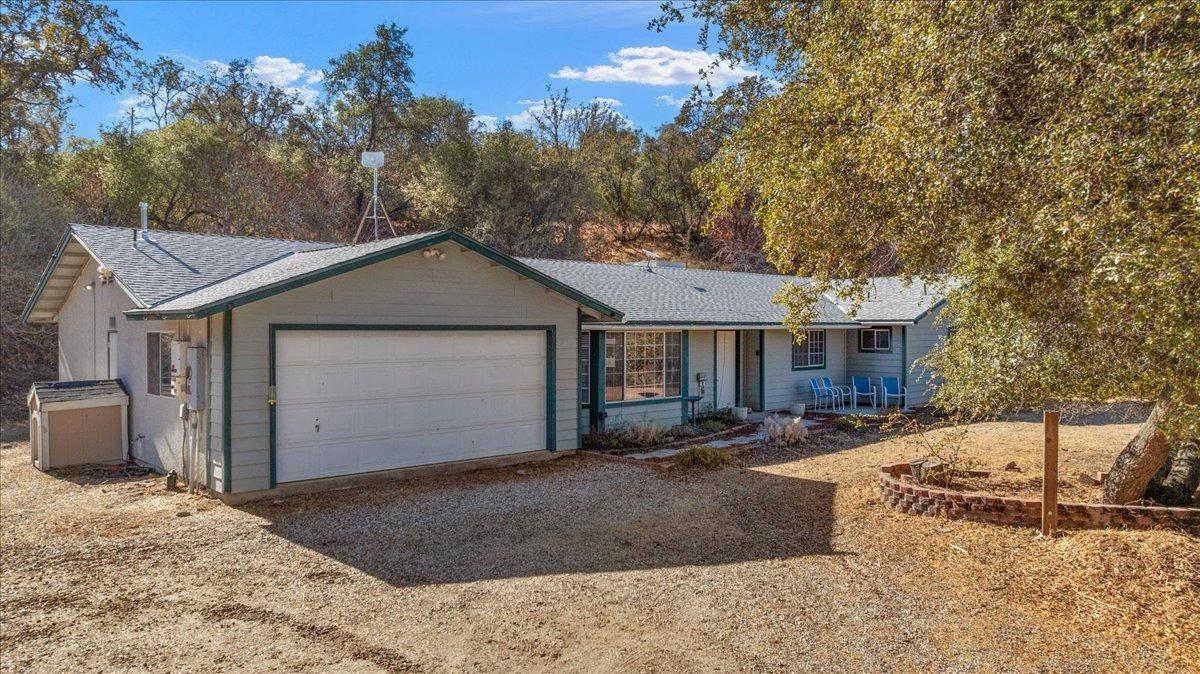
[55,257,210,478]
[225,246,585,493]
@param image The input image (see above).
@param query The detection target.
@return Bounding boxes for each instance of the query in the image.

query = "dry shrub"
[763,414,808,446]
[625,421,668,447]
[674,445,735,469]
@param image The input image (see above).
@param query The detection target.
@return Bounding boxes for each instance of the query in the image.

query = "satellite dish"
[360,151,385,169]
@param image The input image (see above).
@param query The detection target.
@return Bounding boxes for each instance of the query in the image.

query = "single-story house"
[23,222,949,501]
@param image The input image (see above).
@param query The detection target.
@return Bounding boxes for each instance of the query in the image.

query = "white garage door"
[275,329,546,483]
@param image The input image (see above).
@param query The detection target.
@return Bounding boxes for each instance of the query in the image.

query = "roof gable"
[123,230,625,321]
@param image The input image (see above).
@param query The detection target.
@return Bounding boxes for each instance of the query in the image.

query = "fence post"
[1042,410,1060,537]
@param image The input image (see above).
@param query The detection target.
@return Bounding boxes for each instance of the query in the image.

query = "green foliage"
[673,445,735,469]
[666,0,1200,437]
[1,0,138,155]
[833,415,871,432]
[696,407,741,428]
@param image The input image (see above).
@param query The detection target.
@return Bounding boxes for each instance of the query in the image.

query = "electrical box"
[171,340,188,397]
[186,346,207,410]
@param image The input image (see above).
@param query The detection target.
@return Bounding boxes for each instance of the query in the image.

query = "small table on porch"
[683,395,705,422]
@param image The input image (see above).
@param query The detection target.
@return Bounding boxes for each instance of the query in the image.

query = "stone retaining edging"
[879,462,1200,534]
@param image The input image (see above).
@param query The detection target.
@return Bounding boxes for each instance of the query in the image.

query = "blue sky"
[67,0,758,138]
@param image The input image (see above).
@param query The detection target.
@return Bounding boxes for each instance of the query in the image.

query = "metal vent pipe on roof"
[138,202,152,242]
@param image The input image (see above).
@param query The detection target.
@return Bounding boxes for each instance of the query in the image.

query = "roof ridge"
[70,223,343,248]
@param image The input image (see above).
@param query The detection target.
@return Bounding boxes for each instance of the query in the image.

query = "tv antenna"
[353,151,397,243]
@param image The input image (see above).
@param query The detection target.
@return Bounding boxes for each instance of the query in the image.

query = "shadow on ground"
[244,456,840,587]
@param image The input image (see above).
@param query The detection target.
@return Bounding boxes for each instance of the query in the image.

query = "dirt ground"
[2,413,1197,673]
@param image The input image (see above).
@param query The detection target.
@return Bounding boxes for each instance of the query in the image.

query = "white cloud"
[551,46,756,87]
[473,115,499,132]
[506,96,627,130]
[252,55,307,87]
[655,94,686,108]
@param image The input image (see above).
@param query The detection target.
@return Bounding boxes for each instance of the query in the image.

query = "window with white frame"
[146,332,173,396]
[604,331,681,402]
[791,330,826,369]
[859,327,892,352]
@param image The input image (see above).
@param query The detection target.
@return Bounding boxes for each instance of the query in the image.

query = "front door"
[715,331,737,409]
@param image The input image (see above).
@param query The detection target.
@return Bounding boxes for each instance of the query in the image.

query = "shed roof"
[29,379,128,405]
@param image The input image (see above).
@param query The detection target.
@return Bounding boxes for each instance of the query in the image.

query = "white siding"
[226,246,582,493]
[904,306,947,406]
[763,328,849,411]
[689,330,716,412]
[55,258,210,479]
[845,327,904,385]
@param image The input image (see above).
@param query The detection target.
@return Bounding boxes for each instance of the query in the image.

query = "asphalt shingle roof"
[57,225,946,326]
[69,224,335,307]
[518,258,853,325]
[30,379,128,404]
[145,232,432,313]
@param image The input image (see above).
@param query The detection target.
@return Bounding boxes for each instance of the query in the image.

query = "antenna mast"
[353,151,397,244]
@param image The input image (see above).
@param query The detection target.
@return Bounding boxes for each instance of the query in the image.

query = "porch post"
[758,330,766,412]
[588,330,605,431]
[680,330,690,423]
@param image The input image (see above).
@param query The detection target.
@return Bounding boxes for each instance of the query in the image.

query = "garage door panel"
[275,329,547,484]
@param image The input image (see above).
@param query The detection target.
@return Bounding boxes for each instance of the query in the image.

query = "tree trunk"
[1104,397,1172,504]
[1148,439,1200,506]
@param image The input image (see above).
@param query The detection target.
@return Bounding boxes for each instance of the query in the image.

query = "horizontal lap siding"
[845,327,903,384]
[227,247,581,493]
[764,329,848,411]
[689,330,715,413]
[905,307,946,406]
[605,401,683,429]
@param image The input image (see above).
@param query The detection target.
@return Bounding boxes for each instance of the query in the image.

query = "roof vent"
[138,202,153,243]
[627,260,686,270]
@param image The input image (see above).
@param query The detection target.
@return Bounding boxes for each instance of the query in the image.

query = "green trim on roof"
[20,228,74,324]
[123,231,623,322]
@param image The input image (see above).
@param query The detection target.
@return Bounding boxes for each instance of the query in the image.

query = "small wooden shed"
[28,380,129,470]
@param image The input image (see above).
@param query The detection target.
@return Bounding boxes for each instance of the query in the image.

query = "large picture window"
[604,331,681,402]
[146,332,173,396]
[791,330,826,369]
[859,327,892,352]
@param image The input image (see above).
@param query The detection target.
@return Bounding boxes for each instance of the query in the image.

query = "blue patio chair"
[850,375,877,409]
[878,376,908,410]
[822,377,851,410]
[809,378,837,411]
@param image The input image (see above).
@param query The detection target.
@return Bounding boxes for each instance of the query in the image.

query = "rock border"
[878,462,1200,534]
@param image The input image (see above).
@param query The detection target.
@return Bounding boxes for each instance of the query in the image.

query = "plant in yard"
[674,445,735,469]
[658,0,1200,505]
[581,429,627,451]
[666,423,703,441]
[696,407,741,430]
[834,415,871,432]
[624,421,668,447]
[889,414,977,489]
[763,414,808,447]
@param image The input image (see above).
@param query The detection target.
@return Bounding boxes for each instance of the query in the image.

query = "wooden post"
[1042,410,1060,537]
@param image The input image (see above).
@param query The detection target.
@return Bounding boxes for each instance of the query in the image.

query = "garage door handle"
[315,420,320,433]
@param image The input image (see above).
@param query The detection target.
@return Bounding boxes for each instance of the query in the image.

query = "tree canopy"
[663,0,1198,438]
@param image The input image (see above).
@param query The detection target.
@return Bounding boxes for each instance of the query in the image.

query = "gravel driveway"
[1,419,1195,673]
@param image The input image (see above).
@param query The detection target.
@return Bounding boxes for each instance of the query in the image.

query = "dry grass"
[754,414,1200,669]
[2,412,1197,673]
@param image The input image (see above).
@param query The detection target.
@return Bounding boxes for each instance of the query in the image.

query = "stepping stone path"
[624,416,820,461]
